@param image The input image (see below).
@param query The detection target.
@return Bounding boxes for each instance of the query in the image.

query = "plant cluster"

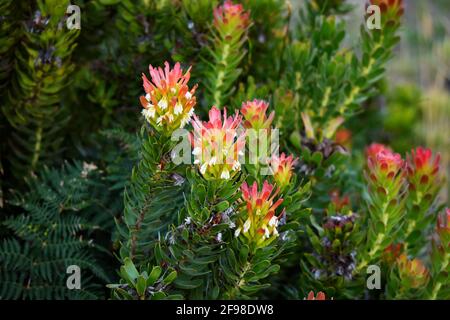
[0,0,448,300]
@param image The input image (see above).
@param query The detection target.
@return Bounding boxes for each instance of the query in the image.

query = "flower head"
[235,181,284,248]
[241,99,274,130]
[383,243,404,264]
[365,143,392,163]
[213,0,250,36]
[369,0,404,22]
[305,291,326,300]
[190,106,245,180]
[269,153,298,190]
[335,128,352,149]
[140,62,197,134]
[407,147,441,193]
[396,254,429,289]
[329,190,350,212]
[365,143,406,197]
[366,143,404,181]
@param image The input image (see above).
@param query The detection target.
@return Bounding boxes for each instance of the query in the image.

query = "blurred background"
[388,0,450,203]
[346,0,450,203]
[291,0,450,203]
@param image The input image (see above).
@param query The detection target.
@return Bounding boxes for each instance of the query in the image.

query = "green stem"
[31,125,43,171]
[226,260,252,299]
[212,43,230,107]
[337,33,385,114]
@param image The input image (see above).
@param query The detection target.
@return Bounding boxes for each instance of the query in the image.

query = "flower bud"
[406,147,441,194]
[213,0,250,37]
[369,0,404,23]
[241,99,274,130]
[269,153,298,190]
[366,143,405,184]
[383,243,404,265]
[396,254,429,289]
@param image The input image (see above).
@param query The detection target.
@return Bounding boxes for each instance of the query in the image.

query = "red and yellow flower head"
[366,143,404,180]
[406,147,442,193]
[269,152,298,190]
[329,190,351,212]
[241,99,274,130]
[369,0,404,23]
[382,243,404,264]
[235,181,284,248]
[365,143,406,197]
[190,106,245,180]
[396,254,429,289]
[305,291,326,300]
[365,143,392,163]
[140,62,197,134]
[213,0,250,37]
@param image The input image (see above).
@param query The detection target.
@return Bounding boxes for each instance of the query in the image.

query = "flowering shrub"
[0,0,448,301]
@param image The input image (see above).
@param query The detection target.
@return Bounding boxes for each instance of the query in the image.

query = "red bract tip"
[237,180,284,247]
[269,152,298,189]
[370,0,404,11]
[241,99,274,130]
[214,0,250,31]
[407,147,441,189]
[240,181,282,216]
[330,190,350,211]
[383,243,403,264]
[306,291,326,300]
[366,143,392,163]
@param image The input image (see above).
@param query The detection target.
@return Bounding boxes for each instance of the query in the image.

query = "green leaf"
[122,258,139,282]
[163,270,177,285]
[136,276,147,297]
[214,201,230,212]
[148,266,162,286]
